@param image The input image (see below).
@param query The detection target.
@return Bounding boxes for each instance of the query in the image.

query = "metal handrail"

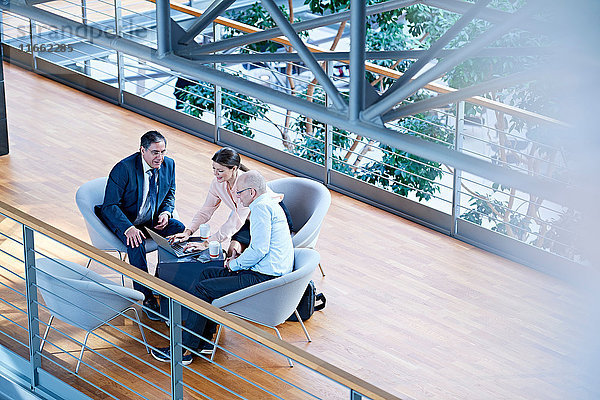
[0,199,403,400]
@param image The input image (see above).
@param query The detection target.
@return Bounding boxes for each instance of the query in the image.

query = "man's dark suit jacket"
[99,152,177,236]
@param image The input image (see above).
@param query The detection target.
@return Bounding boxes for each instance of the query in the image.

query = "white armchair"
[210,248,320,366]
[75,177,159,264]
[268,177,331,276]
[36,258,149,373]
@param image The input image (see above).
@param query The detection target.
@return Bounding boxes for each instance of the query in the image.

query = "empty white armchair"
[36,258,149,373]
[268,177,331,276]
[211,248,320,366]
[75,177,158,263]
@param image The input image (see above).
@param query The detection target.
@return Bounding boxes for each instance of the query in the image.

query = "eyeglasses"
[143,148,168,156]
[236,187,253,196]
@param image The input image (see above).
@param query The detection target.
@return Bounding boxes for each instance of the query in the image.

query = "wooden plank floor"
[0,62,594,400]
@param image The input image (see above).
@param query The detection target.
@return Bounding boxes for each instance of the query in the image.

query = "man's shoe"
[151,347,193,366]
[198,343,214,355]
[142,297,162,321]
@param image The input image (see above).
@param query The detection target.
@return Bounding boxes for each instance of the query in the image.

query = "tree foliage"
[291,87,354,173]
[175,81,268,138]
[305,0,404,27]
[359,114,452,201]
[400,1,573,258]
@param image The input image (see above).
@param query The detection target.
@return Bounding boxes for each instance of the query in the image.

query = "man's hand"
[183,241,208,252]
[154,213,170,230]
[125,227,146,248]
[168,230,191,244]
[224,248,240,271]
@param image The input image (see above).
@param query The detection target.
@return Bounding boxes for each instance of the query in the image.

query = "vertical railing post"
[114,0,125,105]
[169,298,184,400]
[213,22,222,144]
[23,225,41,390]
[350,389,362,400]
[324,61,333,185]
[0,32,9,156]
[0,10,4,44]
[451,101,465,237]
[29,20,37,70]
[81,0,90,76]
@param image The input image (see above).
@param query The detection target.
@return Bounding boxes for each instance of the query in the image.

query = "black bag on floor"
[287,280,326,321]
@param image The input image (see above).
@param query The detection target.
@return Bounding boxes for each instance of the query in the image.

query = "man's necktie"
[148,169,157,218]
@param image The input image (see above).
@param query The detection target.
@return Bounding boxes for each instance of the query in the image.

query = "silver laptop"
[146,229,204,258]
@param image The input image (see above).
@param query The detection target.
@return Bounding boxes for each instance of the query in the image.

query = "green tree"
[300,0,449,202]
[176,80,268,138]
[291,87,354,174]
[305,0,404,26]
[358,113,452,201]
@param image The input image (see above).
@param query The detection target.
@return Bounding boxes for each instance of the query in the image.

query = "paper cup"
[199,223,210,241]
[209,241,221,259]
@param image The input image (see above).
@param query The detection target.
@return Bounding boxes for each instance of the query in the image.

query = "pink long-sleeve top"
[187,173,284,243]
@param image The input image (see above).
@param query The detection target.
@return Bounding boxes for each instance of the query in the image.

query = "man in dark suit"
[98,130,185,319]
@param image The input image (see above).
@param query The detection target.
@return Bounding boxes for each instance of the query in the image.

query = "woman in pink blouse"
[169,147,292,256]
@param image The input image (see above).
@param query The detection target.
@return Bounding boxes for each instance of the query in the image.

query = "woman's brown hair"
[211,147,249,172]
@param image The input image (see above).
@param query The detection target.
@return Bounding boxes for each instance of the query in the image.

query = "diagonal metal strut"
[259,0,347,111]
[383,68,544,122]
[383,0,492,98]
[177,0,236,46]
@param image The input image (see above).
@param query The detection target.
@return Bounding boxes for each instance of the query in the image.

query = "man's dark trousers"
[181,267,276,350]
[119,219,185,299]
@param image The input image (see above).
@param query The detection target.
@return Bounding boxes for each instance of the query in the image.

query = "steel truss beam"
[362,2,537,121]
[184,47,553,63]
[259,0,346,111]
[179,0,419,56]
[0,1,564,205]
